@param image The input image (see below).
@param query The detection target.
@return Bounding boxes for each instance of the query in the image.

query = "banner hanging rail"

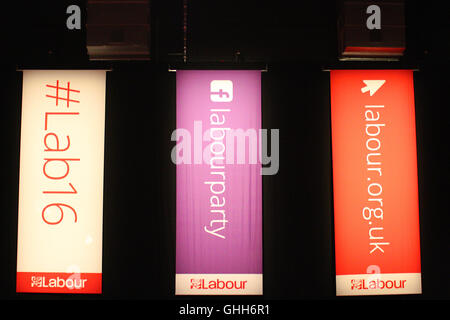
[321,62,420,72]
[168,63,269,72]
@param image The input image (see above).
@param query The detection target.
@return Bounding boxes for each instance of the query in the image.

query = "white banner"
[17,70,106,293]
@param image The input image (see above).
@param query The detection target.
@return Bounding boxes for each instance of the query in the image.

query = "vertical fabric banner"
[17,70,106,293]
[330,70,421,296]
[175,70,262,295]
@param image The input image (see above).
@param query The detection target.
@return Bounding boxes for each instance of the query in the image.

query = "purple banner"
[175,70,262,295]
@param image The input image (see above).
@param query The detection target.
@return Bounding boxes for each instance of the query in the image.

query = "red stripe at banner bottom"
[17,272,102,294]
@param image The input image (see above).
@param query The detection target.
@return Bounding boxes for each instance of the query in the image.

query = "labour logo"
[190,278,202,289]
[31,276,43,287]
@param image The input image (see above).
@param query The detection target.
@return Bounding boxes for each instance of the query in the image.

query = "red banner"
[330,70,421,295]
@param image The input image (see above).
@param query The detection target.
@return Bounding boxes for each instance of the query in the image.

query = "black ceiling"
[2,1,449,66]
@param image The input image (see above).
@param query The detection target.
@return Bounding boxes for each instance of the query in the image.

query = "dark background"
[0,0,449,309]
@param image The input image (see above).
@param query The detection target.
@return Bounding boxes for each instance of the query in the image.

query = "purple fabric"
[176,70,262,274]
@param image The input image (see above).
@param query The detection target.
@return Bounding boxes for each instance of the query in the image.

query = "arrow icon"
[361,80,386,96]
